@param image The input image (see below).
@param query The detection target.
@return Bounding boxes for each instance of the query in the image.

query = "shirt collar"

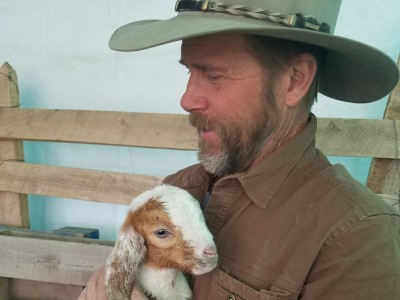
[238,114,318,209]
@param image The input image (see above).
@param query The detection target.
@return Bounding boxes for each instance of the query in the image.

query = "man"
[80,0,400,299]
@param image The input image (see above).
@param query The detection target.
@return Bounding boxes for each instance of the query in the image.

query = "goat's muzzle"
[192,245,218,275]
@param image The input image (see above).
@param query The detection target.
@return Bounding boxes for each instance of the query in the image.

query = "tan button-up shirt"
[163,115,400,299]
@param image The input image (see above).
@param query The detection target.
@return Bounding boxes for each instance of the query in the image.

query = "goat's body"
[137,265,192,300]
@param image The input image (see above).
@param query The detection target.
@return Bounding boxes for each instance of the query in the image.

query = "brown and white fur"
[105,184,218,300]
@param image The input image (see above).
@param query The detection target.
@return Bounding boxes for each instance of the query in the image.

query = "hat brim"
[109,12,399,103]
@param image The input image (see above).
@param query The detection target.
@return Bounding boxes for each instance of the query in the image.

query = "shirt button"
[227,294,236,300]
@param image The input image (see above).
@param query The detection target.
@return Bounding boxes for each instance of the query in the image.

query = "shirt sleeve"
[300,213,400,299]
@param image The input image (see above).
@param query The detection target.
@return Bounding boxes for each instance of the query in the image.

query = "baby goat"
[105,184,218,300]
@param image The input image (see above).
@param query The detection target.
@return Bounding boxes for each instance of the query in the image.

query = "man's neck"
[250,113,310,169]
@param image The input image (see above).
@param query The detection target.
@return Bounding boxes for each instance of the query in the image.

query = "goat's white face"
[129,185,218,274]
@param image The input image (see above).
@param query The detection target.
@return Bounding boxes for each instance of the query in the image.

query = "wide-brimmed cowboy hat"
[109,0,399,103]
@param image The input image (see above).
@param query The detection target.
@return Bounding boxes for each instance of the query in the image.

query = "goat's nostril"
[203,247,217,257]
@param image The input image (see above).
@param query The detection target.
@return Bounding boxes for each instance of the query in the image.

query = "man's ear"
[285,53,317,107]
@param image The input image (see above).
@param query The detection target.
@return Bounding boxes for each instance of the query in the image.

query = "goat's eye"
[155,229,170,238]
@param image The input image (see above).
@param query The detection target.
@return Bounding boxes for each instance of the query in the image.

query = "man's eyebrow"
[178,59,215,72]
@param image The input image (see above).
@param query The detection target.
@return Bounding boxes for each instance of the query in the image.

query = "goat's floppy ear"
[104,226,146,299]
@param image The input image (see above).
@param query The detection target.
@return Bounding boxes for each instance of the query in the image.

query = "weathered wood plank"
[0,141,23,161]
[0,108,198,151]
[0,233,113,286]
[1,108,399,158]
[315,118,400,158]
[0,192,30,227]
[0,160,397,210]
[0,62,19,107]
[9,278,82,300]
[0,62,29,228]
[367,55,400,195]
[367,159,400,195]
[0,161,163,204]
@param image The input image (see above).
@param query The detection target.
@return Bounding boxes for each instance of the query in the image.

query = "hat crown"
[110,0,398,103]
[204,0,342,32]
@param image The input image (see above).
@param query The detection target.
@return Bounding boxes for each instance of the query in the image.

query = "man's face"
[179,34,279,176]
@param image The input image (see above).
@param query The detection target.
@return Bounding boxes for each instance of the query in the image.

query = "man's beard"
[189,103,274,177]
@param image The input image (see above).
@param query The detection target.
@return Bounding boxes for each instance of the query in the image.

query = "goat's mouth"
[191,256,219,275]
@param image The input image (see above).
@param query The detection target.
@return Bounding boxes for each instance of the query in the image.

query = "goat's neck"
[137,265,192,300]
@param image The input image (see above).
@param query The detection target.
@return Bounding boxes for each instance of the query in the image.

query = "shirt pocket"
[209,269,298,300]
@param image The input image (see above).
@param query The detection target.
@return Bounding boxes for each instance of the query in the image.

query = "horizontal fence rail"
[0,161,163,204]
[0,108,198,150]
[1,108,400,158]
[0,160,397,210]
[0,230,113,286]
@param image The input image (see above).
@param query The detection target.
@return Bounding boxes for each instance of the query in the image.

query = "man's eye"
[207,73,222,81]
[155,229,170,238]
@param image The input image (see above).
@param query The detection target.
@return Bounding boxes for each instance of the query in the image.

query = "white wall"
[0,0,399,240]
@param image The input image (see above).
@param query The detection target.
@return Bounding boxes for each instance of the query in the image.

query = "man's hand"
[78,266,148,300]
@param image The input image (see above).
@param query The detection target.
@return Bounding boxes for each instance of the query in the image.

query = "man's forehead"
[179,34,258,74]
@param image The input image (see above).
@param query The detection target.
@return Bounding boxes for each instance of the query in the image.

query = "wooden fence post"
[0,62,29,227]
[367,55,400,209]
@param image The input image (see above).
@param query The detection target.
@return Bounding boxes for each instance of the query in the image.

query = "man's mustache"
[189,113,220,132]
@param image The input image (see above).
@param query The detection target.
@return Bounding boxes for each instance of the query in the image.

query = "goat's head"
[125,184,218,274]
[105,185,218,299]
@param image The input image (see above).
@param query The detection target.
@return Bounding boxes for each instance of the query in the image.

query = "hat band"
[175,0,330,33]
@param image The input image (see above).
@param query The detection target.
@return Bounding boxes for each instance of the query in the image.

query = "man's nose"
[180,74,209,113]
